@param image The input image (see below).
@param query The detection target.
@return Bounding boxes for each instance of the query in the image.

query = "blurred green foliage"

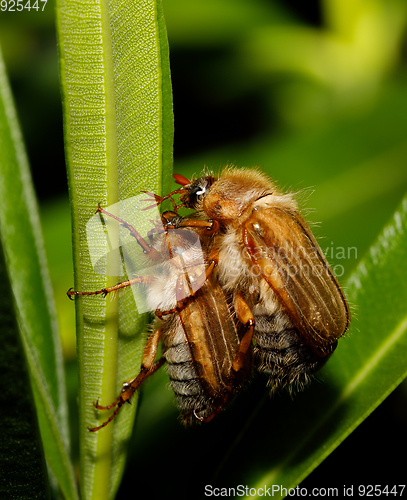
[1,0,406,495]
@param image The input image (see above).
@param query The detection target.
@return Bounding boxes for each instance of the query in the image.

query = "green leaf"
[56,0,173,498]
[0,47,78,499]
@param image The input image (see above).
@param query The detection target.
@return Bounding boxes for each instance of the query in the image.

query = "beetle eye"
[188,182,207,207]
[185,175,216,208]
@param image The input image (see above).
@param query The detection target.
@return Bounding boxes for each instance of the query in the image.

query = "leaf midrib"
[92,1,120,498]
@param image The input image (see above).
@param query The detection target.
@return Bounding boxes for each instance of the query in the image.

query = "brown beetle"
[145,166,350,392]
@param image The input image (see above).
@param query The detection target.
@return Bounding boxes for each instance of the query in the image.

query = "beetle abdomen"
[254,312,333,392]
[162,328,219,423]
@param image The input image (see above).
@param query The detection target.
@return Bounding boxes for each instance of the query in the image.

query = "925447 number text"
[1,0,47,11]
[358,485,405,496]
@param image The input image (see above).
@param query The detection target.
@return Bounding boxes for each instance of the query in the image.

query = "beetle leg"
[140,172,193,211]
[88,327,163,432]
[68,203,167,298]
[93,358,165,412]
[231,292,255,372]
[140,186,186,212]
[177,218,220,236]
[67,275,156,299]
[96,204,162,261]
